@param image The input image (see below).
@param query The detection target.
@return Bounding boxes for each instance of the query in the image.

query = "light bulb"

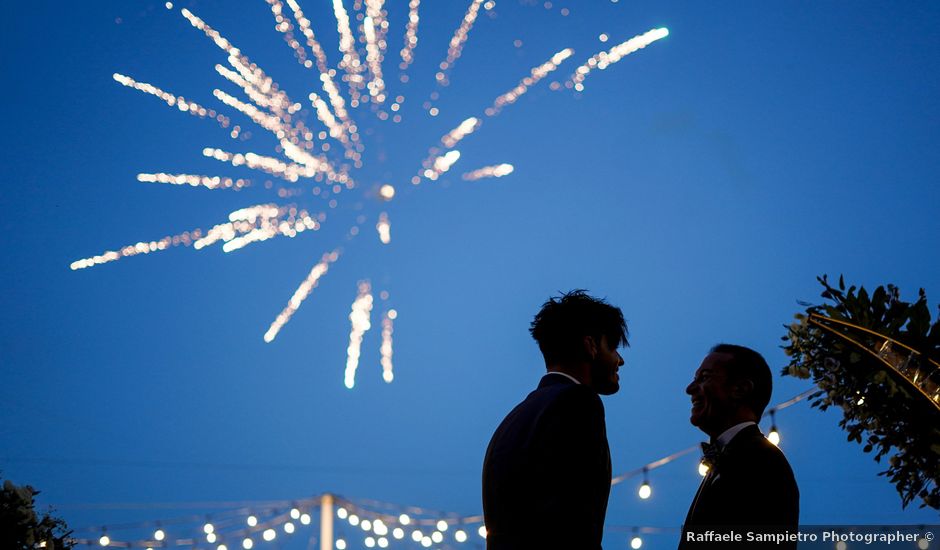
[638,482,652,499]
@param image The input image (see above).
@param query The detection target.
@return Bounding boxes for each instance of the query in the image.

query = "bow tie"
[700,441,722,470]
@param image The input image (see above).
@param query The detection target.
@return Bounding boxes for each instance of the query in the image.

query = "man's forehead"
[697,352,733,372]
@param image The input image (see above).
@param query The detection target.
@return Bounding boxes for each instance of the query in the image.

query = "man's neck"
[545,370,581,385]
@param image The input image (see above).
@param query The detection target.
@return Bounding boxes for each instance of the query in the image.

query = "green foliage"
[0,476,73,550]
[782,276,940,510]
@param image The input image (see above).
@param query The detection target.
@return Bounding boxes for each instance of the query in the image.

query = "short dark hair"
[530,290,628,366]
[710,343,772,417]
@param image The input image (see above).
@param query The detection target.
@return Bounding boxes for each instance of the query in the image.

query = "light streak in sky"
[112,73,239,138]
[136,172,250,190]
[331,0,366,104]
[202,147,315,182]
[70,204,284,270]
[344,281,374,389]
[381,309,396,383]
[270,0,363,161]
[363,15,387,103]
[422,150,461,182]
[435,0,485,87]
[398,0,421,74]
[265,0,311,70]
[462,163,514,181]
[567,27,669,91]
[485,48,574,116]
[441,117,481,149]
[415,48,572,184]
[264,250,341,343]
[376,212,391,244]
[70,229,202,271]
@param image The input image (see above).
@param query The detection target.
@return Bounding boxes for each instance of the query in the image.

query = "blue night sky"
[2,1,939,549]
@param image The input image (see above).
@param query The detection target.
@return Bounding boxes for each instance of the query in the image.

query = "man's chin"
[597,381,620,395]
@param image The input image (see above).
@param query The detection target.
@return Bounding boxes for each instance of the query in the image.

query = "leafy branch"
[782,275,940,510]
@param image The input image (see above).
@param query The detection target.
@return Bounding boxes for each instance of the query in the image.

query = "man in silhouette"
[680,344,799,550]
[482,290,628,550]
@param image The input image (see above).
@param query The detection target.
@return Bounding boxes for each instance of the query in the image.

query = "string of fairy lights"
[65,388,933,550]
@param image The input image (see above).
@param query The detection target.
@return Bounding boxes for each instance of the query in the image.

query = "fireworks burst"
[73,1,668,388]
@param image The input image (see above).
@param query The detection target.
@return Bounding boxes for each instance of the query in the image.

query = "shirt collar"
[545,371,581,385]
[715,421,756,448]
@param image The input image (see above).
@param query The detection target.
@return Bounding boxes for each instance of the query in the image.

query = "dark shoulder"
[537,383,604,426]
[728,429,796,476]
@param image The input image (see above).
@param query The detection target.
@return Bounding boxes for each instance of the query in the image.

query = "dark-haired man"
[482,290,628,550]
[680,344,799,550]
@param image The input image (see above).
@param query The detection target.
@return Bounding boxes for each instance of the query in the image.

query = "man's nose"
[685,382,695,394]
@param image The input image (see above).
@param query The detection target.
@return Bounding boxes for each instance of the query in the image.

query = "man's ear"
[730,378,754,401]
[582,335,598,360]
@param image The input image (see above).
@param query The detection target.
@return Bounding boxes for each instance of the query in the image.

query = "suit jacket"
[482,374,611,550]
[679,424,799,550]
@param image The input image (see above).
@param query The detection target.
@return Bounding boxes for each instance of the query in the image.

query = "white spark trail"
[462,163,514,180]
[137,173,250,190]
[380,309,396,383]
[344,280,374,388]
[112,73,238,137]
[435,0,484,87]
[399,0,420,72]
[486,48,573,116]
[567,28,669,91]
[264,250,341,343]
[70,204,289,270]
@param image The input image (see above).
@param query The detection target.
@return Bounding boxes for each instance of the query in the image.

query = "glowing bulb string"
[70,500,322,548]
[610,388,816,486]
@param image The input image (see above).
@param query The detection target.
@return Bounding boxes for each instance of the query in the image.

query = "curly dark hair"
[529,289,628,366]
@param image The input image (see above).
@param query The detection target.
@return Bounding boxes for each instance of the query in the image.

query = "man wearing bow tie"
[482,290,628,550]
[679,344,799,550]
